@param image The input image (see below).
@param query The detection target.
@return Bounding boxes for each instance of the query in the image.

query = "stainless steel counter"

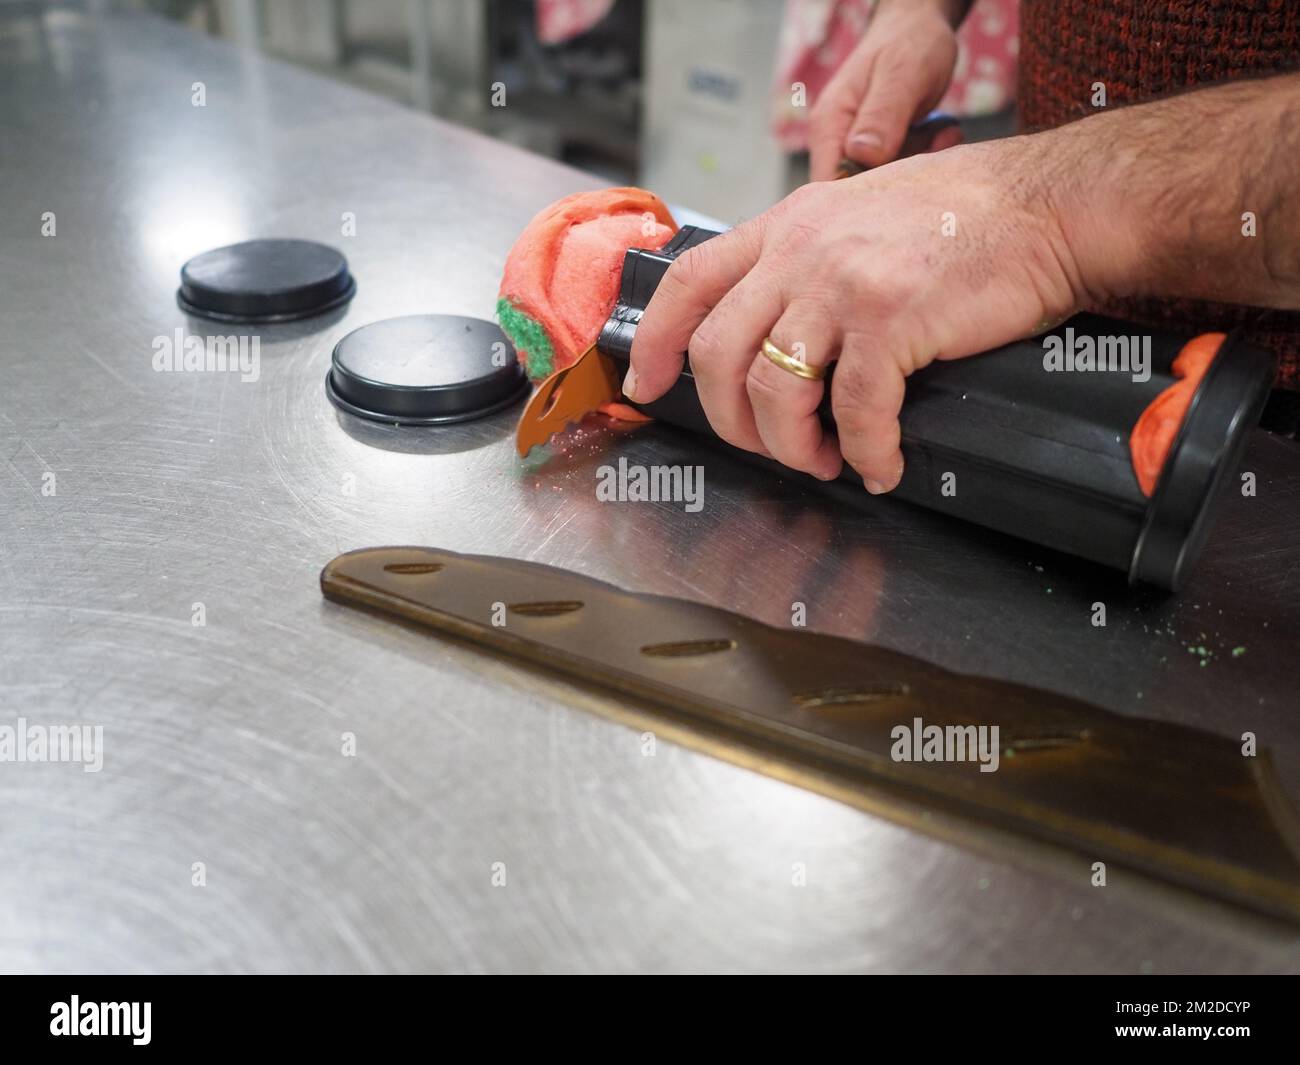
[2,7,1298,974]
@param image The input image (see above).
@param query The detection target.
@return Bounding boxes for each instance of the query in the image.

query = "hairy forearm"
[1043,72,1300,310]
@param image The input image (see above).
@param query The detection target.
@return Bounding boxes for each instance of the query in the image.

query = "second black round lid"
[326,314,529,425]
[177,238,356,323]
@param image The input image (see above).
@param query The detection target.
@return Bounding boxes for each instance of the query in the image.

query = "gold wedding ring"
[760,337,826,381]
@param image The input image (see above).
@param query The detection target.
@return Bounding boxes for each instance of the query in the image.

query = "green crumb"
[1045,587,1053,594]
[496,296,555,380]
[1232,646,1247,658]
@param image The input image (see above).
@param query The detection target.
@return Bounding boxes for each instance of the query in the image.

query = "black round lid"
[325,314,529,426]
[177,239,356,323]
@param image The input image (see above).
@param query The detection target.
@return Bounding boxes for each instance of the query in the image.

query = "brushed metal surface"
[1,7,1298,974]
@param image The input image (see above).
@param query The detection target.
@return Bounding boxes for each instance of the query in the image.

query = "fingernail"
[849,132,883,151]
[622,367,640,402]
[864,479,885,494]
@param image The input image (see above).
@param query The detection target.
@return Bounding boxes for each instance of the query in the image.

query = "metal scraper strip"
[321,545,1300,923]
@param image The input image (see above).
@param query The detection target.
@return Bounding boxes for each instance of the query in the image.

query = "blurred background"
[123,0,1018,222]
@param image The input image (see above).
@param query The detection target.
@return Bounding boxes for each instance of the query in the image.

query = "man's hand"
[808,0,967,181]
[625,136,1085,491]
[626,72,1300,492]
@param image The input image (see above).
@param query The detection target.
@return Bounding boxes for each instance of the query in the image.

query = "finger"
[831,337,907,493]
[687,267,786,455]
[746,302,843,480]
[627,222,763,403]
[809,76,869,182]
[807,36,877,182]
[844,47,954,170]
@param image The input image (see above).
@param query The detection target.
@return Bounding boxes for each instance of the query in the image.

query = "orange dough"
[1130,333,1224,496]
[497,187,677,384]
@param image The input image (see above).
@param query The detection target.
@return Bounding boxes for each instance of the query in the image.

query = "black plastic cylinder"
[598,227,1274,590]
